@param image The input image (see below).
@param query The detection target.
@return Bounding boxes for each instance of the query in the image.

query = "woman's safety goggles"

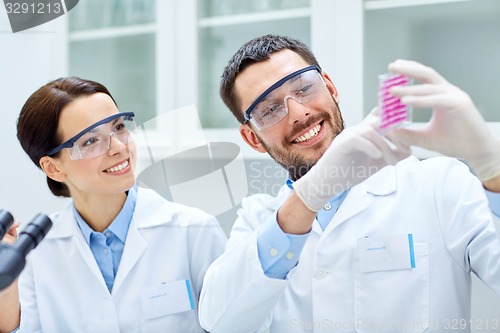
[47,112,136,160]
[243,65,326,130]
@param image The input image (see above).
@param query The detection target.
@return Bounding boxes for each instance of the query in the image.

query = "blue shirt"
[485,189,500,218]
[257,179,348,279]
[74,185,137,292]
[257,181,500,279]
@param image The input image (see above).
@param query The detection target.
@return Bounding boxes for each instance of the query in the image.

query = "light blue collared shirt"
[257,179,347,279]
[257,181,500,280]
[484,189,500,217]
[74,185,137,292]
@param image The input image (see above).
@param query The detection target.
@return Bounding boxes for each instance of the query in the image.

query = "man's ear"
[322,72,340,104]
[239,124,267,153]
[39,156,66,182]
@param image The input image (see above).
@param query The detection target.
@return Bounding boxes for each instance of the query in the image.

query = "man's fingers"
[388,59,448,85]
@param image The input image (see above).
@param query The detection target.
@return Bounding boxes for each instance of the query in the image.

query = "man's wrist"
[277,191,316,235]
[483,174,500,193]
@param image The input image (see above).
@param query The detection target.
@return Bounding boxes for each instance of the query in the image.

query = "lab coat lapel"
[47,206,108,289]
[316,186,372,243]
[111,187,173,294]
[317,164,398,242]
[112,218,147,294]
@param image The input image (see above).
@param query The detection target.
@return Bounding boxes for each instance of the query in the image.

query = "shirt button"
[270,248,279,257]
[286,251,294,260]
[314,268,327,280]
[105,232,111,237]
[103,249,108,255]
[324,203,332,211]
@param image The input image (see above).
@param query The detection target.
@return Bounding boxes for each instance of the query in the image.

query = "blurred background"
[1,0,500,328]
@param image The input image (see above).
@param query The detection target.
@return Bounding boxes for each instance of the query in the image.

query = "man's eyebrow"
[288,73,304,85]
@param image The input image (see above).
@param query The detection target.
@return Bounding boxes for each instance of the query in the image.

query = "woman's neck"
[72,192,128,232]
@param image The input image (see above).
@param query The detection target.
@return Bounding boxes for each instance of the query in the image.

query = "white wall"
[0,12,70,224]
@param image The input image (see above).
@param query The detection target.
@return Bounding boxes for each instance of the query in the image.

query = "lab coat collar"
[42,187,177,294]
[46,187,175,240]
[358,155,418,196]
[130,187,174,228]
[270,158,405,236]
[317,156,418,240]
[357,163,398,196]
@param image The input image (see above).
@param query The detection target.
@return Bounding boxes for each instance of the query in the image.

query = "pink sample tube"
[378,73,412,131]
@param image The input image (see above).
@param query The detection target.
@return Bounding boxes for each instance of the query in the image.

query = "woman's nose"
[107,133,126,154]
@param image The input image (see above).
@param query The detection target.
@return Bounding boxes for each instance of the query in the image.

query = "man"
[199,35,500,333]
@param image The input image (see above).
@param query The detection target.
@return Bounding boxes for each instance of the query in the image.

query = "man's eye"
[298,84,313,94]
[262,105,281,118]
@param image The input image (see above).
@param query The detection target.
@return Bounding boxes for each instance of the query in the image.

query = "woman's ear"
[239,124,267,153]
[322,72,340,104]
[39,156,66,182]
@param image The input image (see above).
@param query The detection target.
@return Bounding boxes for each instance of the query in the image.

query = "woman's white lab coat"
[18,187,226,333]
[199,156,500,333]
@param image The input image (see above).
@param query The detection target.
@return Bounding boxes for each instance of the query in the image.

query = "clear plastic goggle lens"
[250,70,326,130]
[67,115,136,160]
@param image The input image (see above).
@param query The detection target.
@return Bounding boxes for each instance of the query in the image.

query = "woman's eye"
[114,123,126,132]
[82,137,98,147]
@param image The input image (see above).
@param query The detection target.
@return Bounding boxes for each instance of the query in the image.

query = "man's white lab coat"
[199,157,500,333]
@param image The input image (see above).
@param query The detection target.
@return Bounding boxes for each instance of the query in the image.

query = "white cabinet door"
[196,0,312,129]
[67,0,156,126]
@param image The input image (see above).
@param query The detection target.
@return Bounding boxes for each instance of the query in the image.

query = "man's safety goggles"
[47,112,136,160]
[243,65,326,130]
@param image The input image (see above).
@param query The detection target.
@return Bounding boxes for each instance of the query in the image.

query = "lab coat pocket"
[354,242,429,333]
[140,279,196,320]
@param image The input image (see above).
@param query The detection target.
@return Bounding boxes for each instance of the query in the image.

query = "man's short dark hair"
[220,34,321,124]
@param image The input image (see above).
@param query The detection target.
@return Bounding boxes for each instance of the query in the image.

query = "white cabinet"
[67,0,156,127]
[66,0,500,145]
[197,0,311,128]
[66,0,313,129]
[66,0,324,158]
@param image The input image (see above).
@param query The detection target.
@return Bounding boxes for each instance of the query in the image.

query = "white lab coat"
[199,156,500,333]
[18,187,226,333]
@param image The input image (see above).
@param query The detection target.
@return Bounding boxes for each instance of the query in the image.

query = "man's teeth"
[105,160,129,173]
[294,124,321,143]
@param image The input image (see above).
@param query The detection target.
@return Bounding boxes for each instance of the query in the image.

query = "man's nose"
[285,96,310,125]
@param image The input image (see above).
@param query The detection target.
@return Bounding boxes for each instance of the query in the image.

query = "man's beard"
[257,101,344,181]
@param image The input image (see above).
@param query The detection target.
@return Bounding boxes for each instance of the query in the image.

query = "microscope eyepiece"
[0,209,14,240]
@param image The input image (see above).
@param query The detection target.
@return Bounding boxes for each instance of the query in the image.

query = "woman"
[14,77,226,332]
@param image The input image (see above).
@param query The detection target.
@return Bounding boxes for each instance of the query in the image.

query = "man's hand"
[388,59,500,183]
[293,109,410,212]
